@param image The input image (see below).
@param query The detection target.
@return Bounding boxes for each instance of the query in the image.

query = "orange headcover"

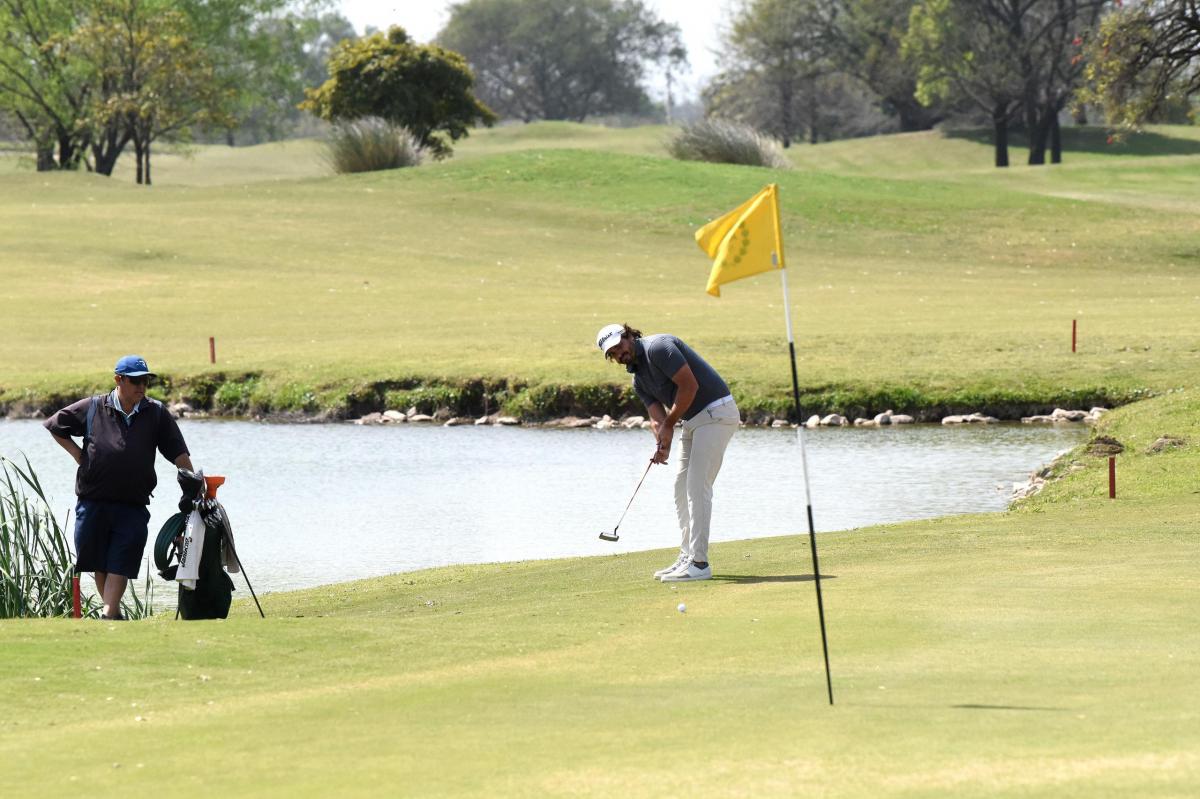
[204,475,226,500]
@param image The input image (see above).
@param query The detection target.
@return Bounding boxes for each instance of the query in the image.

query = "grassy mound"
[2,124,1198,418]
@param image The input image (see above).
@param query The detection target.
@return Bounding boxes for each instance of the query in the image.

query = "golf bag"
[153,470,236,620]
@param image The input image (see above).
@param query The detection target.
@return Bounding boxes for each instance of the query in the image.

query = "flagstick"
[779,262,834,706]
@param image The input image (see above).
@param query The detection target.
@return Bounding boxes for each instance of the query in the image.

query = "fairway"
[2,123,1198,416]
[2,122,1199,795]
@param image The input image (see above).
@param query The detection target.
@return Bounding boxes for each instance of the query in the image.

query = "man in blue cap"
[44,355,194,619]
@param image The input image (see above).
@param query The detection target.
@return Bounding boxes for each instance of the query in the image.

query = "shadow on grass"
[710,574,836,584]
[952,703,1070,712]
[944,127,1200,157]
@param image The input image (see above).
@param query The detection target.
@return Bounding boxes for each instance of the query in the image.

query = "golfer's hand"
[652,428,673,464]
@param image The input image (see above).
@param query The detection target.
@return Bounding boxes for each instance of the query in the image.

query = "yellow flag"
[694,184,785,297]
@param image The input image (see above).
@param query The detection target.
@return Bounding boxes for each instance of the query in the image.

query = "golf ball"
[677,603,687,613]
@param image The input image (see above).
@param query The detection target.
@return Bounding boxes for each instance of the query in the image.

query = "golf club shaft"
[613,461,653,535]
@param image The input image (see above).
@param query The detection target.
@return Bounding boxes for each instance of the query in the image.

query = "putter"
[599,460,653,542]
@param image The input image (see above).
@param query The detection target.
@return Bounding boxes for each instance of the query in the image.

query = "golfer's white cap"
[596,324,624,354]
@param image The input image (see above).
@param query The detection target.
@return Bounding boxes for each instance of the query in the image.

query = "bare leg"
[100,573,128,619]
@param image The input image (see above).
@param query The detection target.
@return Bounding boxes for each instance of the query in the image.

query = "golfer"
[44,355,193,620]
[597,324,739,582]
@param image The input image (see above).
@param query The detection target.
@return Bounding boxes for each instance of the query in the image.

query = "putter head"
[598,531,619,542]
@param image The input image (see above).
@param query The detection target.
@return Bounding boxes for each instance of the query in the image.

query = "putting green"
[1,390,1197,796]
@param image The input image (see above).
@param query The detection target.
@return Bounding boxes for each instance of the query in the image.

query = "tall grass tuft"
[667,119,791,169]
[323,117,424,174]
[0,455,153,619]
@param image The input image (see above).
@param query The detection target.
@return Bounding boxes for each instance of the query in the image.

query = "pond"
[1,419,1086,595]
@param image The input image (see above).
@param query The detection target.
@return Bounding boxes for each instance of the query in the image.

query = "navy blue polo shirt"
[628,335,730,420]
[44,394,189,505]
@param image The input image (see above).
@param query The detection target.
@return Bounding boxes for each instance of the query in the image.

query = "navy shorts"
[74,499,151,578]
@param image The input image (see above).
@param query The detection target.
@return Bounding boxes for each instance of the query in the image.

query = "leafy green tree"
[300,26,496,159]
[813,0,944,132]
[904,0,1108,167]
[1080,0,1200,130]
[436,0,686,122]
[67,0,232,183]
[0,0,92,170]
[0,0,329,174]
[218,10,356,145]
[707,0,834,147]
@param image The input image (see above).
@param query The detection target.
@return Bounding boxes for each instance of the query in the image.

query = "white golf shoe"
[660,561,712,582]
[654,553,689,580]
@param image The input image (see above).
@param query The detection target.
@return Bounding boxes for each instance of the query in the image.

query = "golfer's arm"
[663,365,699,428]
[174,454,194,471]
[647,402,668,434]
[51,433,83,466]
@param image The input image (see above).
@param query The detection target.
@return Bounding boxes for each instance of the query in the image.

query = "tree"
[300,26,496,159]
[1081,0,1200,130]
[217,9,356,145]
[709,0,830,147]
[436,0,686,122]
[904,0,1109,167]
[0,0,93,170]
[814,0,945,132]
[67,0,232,183]
[0,0,329,175]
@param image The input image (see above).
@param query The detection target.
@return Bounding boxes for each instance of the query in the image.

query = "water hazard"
[2,419,1086,594]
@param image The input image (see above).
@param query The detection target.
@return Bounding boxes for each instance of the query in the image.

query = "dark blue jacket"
[44,394,189,505]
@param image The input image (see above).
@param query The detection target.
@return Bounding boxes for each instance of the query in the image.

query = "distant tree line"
[0,0,355,180]
[3,0,1196,178]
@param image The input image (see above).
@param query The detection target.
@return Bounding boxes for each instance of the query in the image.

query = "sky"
[336,0,732,100]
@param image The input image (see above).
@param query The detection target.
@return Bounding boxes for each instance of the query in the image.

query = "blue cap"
[114,355,155,377]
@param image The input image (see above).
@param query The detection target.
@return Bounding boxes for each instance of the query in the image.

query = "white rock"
[407,414,434,423]
[966,413,999,424]
[406,406,418,417]
[621,416,645,429]
[443,417,472,427]
[820,414,847,427]
[1051,408,1088,422]
[805,414,821,428]
[595,419,615,429]
[854,417,874,426]
[496,416,520,426]
[354,412,384,425]
[1089,407,1109,417]
[891,414,914,424]
[873,410,893,425]
[383,410,406,422]
[771,419,790,428]
[942,415,965,425]
[640,421,654,429]
[1022,415,1054,423]
[474,415,494,425]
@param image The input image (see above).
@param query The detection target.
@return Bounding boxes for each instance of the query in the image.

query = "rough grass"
[1,391,1196,796]
[1,124,1198,417]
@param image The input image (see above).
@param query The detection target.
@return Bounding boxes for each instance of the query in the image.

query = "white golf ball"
[677,603,687,613]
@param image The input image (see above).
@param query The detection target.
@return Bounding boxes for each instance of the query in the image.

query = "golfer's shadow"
[710,574,835,584]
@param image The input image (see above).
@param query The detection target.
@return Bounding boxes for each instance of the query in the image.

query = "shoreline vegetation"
[0,372,1152,427]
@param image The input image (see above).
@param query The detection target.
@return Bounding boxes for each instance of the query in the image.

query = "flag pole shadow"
[709,574,837,585]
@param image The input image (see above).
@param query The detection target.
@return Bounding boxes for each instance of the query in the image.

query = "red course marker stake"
[71,576,81,618]
[1072,319,1077,353]
[209,336,216,364]
[1108,456,1116,499]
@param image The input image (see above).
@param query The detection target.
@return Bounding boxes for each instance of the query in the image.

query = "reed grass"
[322,117,424,174]
[666,118,791,168]
[0,455,153,619]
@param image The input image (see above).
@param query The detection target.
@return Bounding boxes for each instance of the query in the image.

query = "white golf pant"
[674,399,739,563]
